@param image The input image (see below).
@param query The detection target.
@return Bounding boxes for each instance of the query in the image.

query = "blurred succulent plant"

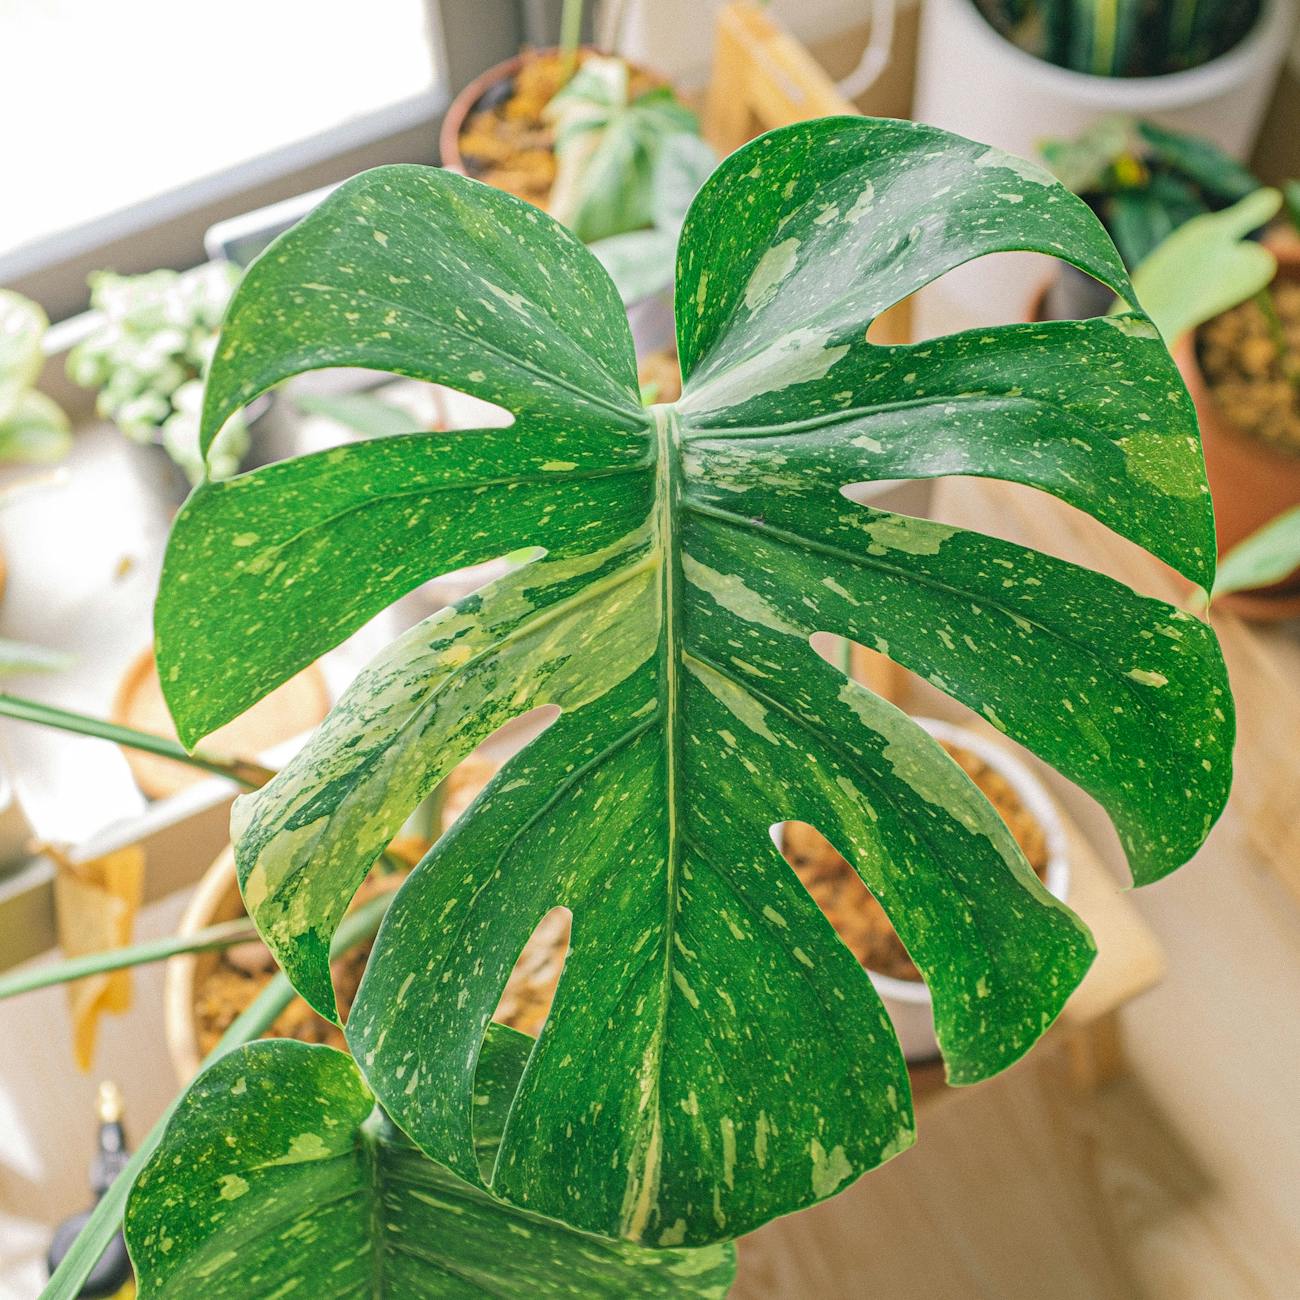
[67,264,249,484]
[0,290,71,465]
[975,0,1260,78]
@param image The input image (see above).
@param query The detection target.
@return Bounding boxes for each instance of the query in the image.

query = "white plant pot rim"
[868,716,1070,1007]
[948,0,1293,111]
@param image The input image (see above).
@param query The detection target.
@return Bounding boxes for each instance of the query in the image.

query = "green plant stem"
[0,693,275,790]
[559,0,584,73]
[0,918,260,1001]
[41,890,393,1300]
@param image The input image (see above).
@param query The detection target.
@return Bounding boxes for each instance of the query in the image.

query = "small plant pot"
[1174,317,1300,617]
[166,808,565,1084]
[164,846,244,1083]
[440,50,531,177]
[869,719,1070,1062]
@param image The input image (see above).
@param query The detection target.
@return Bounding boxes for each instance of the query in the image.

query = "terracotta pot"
[1173,244,1300,619]
[163,846,244,1084]
[439,50,531,175]
[440,48,632,176]
[439,47,663,179]
[164,845,423,1085]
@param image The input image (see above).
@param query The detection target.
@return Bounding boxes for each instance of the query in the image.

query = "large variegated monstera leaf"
[156,117,1232,1249]
[125,1030,735,1296]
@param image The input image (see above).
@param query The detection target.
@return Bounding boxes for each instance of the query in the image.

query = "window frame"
[1,0,574,323]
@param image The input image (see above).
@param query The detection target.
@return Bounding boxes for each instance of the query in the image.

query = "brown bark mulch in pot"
[1198,282,1300,458]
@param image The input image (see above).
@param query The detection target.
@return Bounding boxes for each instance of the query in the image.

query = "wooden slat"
[702,2,858,156]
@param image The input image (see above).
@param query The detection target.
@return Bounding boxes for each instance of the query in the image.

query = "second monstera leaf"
[156,117,1231,1248]
[126,1030,734,1296]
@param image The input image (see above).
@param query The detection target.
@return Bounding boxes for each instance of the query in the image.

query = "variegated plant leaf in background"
[545,55,699,244]
[156,117,1232,1249]
[591,131,717,304]
[124,1032,735,1296]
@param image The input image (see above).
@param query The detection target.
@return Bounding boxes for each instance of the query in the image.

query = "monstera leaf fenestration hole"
[155,116,1232,1249]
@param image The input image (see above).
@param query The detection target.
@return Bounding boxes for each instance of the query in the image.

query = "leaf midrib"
[617,402,686,1242]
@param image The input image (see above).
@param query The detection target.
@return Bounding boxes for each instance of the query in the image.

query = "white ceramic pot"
[867,718,1070,1063]
[910,0,1296,334]
[915,0,1294,161]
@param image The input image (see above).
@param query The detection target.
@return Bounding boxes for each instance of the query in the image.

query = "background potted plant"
[26,114,1234,1295]
[910,0,1294,332]
[0,290,72,470]
[438,0,704,360]
[1036,114,1261,319]
[1132,184,1300,616]
[65,265,254,497]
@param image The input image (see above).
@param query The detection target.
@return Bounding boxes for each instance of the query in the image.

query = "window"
[0,0,440,262]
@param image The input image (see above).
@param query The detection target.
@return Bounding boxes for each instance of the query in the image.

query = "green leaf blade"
[125,1037,735,1297]
[681,487,1231,886]
[156,425,651,746]
[159,116,1234,1252]
[198,164,644,456]
[680,314,1215,588]
[674,117,1134,385]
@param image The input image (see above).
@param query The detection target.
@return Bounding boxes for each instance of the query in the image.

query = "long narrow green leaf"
[0,693,274,789]
[0,919,258,1001]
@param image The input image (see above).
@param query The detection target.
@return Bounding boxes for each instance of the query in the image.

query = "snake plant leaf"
[124,1033,734,1297]
[158,117,1232,1247]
